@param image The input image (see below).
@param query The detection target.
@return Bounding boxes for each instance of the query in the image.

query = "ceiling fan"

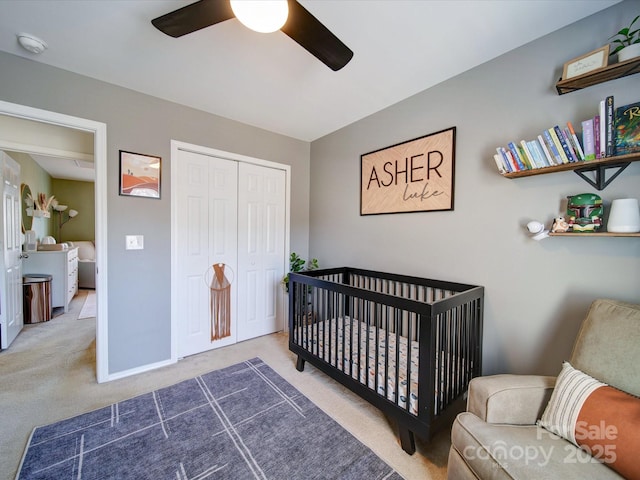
[151,0,353,71]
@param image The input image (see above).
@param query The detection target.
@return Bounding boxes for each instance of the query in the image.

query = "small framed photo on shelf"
[119,150,161,199]
[562,45,609,80]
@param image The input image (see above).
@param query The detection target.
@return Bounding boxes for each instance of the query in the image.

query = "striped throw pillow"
[538,361,640,480]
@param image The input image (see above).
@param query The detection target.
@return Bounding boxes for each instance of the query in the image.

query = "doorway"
[170,140,290,361]
[0,100,109,383]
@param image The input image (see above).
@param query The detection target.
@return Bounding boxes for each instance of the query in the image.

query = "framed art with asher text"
[360,127,456,215]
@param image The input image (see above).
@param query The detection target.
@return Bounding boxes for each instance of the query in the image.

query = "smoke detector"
[17,33,47,54]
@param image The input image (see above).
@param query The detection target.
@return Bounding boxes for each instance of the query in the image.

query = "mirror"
[21,183,33,233]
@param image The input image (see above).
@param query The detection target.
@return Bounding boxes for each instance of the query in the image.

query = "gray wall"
[309,1,640,376]
[0,52,310,374]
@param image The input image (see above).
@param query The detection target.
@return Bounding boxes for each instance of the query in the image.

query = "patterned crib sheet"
[296,317,421,416]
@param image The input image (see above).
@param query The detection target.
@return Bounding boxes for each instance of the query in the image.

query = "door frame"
[0,100,109,383]
[170,140,291,362]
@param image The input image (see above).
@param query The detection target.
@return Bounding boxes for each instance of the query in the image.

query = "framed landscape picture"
[119,150,161,199]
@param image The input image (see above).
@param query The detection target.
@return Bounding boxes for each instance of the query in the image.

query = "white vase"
[617,43,640,62]
[607,198,640,233]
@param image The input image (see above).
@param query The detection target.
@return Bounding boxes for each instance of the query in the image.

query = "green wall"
[6,151,53,240]
[5,152,94,244]
[52,179,95,242]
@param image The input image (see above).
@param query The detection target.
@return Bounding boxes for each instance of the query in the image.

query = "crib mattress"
[296,317,421,416]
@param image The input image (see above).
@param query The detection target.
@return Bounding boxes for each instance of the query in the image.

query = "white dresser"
[23,247,79,312]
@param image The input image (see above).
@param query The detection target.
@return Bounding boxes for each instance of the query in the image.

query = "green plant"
[282,252,319,292]
[609,15,640,55]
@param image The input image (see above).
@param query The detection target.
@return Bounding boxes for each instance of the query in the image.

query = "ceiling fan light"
[230,0,288,33]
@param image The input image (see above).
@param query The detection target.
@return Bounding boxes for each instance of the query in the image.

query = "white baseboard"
[104,358,176,382]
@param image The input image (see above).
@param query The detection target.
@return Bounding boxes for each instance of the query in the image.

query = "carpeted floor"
[0,290,450,480]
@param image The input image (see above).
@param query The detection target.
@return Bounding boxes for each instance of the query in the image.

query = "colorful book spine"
[599,100,606,158]
[594,115,601,159]
[507,142,526,170]
[581,118,596,161]
[549,127,569,163]
[520,140,537,168]
[554,126,577,162]
[505,144,520,171]
[506,149,520,171]
[605,95,615,157]
[528,139,549,167]
[543,129,562,164]
[496,147,512,172]
[562,127,579,162]
[537,134,555,166]
[567,121,585,161]
[614,100,640,155]
[525,141,540,168]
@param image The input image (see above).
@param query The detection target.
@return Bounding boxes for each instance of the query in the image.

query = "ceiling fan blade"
[281,0,353,71]
[151,0,234,38]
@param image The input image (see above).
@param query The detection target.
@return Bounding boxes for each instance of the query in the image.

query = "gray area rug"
[17,358,403,479]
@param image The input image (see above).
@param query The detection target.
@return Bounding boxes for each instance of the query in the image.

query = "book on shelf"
[567,121,585,161]
[507,142,525,170]
[520,144,535,169]
[520,140,538,168]
[605,95,615,157]
[594,115,601,159]
[561,127,579,162]
[537,134,556,166]
[529,139,549,167]
[506,148,519,171]
[493,153,507,174]
[550,126,571,163]
[598,100,606,158]
[581,118,596,161]
[496,147,513,172]
[542,129,563,164]
[614,100,640,155]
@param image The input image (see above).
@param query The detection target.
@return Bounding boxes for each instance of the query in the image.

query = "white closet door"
[0,152,22,349]
[175,150,238,358]
[237,162,286,342]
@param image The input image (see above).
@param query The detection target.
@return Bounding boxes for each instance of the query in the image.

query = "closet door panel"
[176,151,237,357]
[237,163,285,341]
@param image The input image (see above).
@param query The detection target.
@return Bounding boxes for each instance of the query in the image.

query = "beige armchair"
[448,298,640,480]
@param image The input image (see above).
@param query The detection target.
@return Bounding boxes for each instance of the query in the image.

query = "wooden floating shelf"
[501,153,640,179]
[549,232,640,237]
[501,153,640,189]
[556,57,640,95]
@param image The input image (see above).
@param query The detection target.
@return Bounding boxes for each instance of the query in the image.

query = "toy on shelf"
[551,216,570,233]
[566,193,603,232]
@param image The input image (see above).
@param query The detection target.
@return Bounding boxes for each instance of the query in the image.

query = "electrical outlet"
[125,235,144,250]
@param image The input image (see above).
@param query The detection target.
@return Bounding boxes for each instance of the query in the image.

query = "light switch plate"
[125,235,144,250]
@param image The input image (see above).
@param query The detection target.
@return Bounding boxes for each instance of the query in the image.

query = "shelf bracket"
[574,161,630,190]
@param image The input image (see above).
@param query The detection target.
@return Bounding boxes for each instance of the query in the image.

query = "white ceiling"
[0,0,621,147]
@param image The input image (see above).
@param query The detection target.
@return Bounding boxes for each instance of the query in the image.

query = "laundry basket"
[23,274,52,323]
